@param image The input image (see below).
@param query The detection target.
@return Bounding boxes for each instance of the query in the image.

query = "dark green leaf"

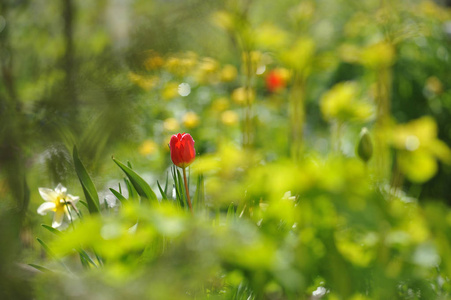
[157,180,168,201]
[73,146,100,214]
[113,157,157,203]
[124,178,138,201]
[41,224,62,236]
[109,188,127,203]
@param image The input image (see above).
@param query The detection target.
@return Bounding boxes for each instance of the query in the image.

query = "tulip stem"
[182,167,193,215]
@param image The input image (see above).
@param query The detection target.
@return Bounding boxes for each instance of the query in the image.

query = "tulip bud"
[356,127,373,163]
[169,133,196,168]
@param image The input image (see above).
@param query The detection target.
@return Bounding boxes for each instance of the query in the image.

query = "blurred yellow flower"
[183,111,200,128]
[221,110,239,126]
[391,116,451,183]
[195,57,220,84]
[360,41,395,69]
[144,51,164,70]
[211,97,230,112]
[162,82,179,100]
[320,82,373,122]
[139,139,158,156]
[232,87,255,105]
[128,72,158,90]
[164,57,181,74]
[281,37,315,73]
[220,64,238,82]
[163,118,180,132]
[254,24,290,50]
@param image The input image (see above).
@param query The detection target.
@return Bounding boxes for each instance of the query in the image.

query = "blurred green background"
[1,0,451,299]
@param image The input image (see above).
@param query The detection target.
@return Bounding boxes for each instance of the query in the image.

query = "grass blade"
[157,180,168,201]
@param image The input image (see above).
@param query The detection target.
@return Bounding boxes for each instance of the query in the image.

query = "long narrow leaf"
[28,263,52,273]
[157,180,168,201]
[124,178,138,201]
[113,157,157,203]
[109,188,127,203]
[37,238,55,258]
[176,168,187,209]
[41,224,62,236]
[172,166,184,208]
[164,172,169,195]
[78,249,98,268]
[194,173,204,211]
[73,146,100,214]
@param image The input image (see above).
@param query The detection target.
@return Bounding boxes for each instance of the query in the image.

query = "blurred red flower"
[266,69,287,93]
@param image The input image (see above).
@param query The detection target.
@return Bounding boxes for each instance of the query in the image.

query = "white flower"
[37,183,80,228]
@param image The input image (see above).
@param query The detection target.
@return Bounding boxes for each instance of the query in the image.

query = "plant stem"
[182,167,193,215]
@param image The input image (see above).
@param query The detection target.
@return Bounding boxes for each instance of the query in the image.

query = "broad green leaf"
[73,146,100,214]
[113,157,157,203]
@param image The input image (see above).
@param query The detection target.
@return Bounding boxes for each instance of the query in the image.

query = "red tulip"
[169,133,196,168]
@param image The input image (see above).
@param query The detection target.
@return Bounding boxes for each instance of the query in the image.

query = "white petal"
[52,209,65,228]
[38,188,58,202]
[67,194,80,205]
[37,202,56,215]
[55,183,67,195]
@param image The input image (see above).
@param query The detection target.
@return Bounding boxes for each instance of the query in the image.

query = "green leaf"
[113,157,157,203]
[194,173,204,211]
[28,263,52,273]
[124,178,138,201]
[157,180,168,201]
[227,203,236,223]
[79,200,89,209]
[78,249,98,268]
[164,172,169,195]
[109,188,127,203]
[37,238,55,258]
[73,146,100,214]
[172,166,185,208]
[176,168,188,209]
[41,224,62,236]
